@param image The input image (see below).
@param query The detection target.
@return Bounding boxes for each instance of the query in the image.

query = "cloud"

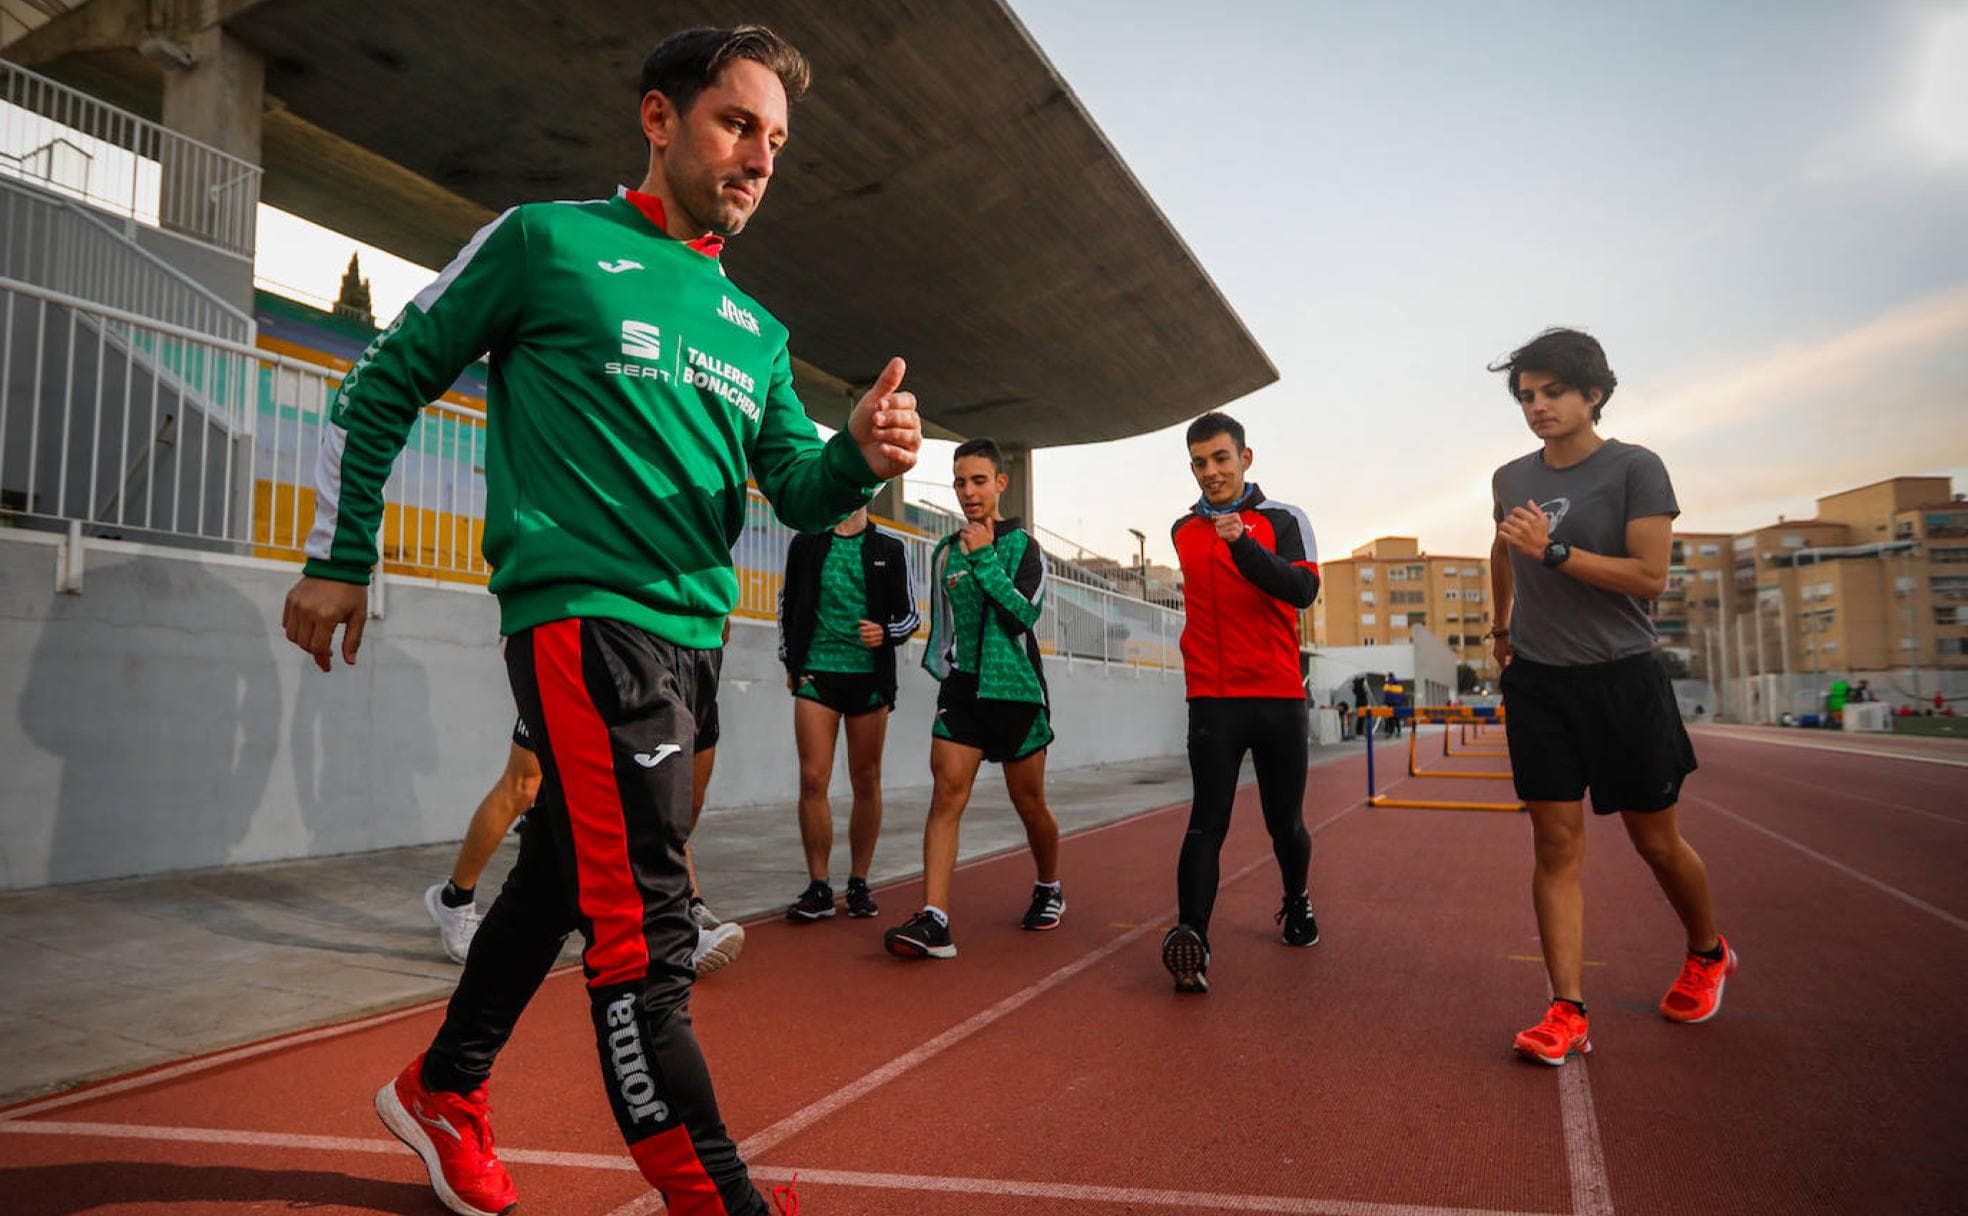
[1907,4,1968,170]
[1622,281,1968,446]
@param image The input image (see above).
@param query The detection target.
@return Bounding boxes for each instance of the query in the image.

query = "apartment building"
[1665,477,1968,689]
[1654,531,1733,679]
[1308,537,1495,677]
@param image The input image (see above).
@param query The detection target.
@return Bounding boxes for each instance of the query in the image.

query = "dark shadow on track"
[0,1161,434,1215]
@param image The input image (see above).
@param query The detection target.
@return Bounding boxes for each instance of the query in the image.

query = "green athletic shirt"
[923,520,1047,704]
[803,532,876,675]
[302,188,881,648]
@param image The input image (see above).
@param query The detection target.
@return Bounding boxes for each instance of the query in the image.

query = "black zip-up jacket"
[778,525,920,705]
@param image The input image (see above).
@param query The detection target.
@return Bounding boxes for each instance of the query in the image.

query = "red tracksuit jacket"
[1172,485,1321,699]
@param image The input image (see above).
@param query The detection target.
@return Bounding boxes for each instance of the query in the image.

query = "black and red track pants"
[421,617,763,1216]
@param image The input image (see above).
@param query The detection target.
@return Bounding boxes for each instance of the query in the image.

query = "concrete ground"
[0,742,1366,1105]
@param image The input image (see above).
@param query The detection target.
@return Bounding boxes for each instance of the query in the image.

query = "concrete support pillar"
[158,27,264,249]
[869,479,906,527]
[1000,441,1034,530]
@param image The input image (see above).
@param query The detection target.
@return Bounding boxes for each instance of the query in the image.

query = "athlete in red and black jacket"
[1160,412,1322,994]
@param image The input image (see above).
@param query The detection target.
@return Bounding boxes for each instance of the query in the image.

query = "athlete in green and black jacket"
[884,439,1063,962]
[280,26,922,1216]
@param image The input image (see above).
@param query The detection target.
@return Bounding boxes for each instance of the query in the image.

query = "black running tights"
[1176,697,1311,932]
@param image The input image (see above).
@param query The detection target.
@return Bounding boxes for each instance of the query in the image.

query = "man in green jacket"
[281,25,920,1216]
[885,438,1062,960]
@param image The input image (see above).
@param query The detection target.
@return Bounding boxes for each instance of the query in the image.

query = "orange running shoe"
[1513,1000,1591,1066]
[1659,934,1738,1023]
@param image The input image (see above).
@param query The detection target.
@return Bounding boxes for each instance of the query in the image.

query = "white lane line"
[0,1119,1562,1216]
[0,987,499,1123]
[1687,793,1968,932]
[1558,1061,1614,1216]
[1691,728,1968,769]
[736,802,1364,1164]
[745,1165,1560,1216]
[0,789,1202,1120]
[0,1117,639,1171]
[733,851,1277,1161]
[1700,760,1965,826]
[603,802,1370,1216]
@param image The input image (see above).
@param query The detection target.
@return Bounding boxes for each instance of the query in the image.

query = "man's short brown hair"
[639,25,811,115]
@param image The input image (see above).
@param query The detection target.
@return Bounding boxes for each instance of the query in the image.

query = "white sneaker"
[690,922,745,978]
[424,883,481,964]
[688,899,722,931]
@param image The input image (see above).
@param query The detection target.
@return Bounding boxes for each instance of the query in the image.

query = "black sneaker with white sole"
[1161,924,1210,993]
[787,880,835,922]
[884,909,956,959]
[1278,892,1319,947]
[844,879,879,918]
[1020,884,1065,930]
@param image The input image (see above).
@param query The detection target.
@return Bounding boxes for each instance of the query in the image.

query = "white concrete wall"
[0,533,1187,890]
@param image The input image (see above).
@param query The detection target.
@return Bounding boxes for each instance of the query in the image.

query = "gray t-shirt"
[1491,439,1678,666]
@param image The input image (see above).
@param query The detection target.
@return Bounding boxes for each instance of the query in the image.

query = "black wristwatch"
[1541,541,1571,569]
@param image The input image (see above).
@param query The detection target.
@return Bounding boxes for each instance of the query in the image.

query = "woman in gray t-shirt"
[1485,328,1735,1068]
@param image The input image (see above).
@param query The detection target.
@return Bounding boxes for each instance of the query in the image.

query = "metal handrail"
[1,178,251,343]
[0,276,1185,669]
[1,60,262,258]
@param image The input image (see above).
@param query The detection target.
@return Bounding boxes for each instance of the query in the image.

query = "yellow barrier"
[1408,729,1513,780]
[1444,720,1510,758]
[1369,794,1525,813]
[1358,704,1524,813]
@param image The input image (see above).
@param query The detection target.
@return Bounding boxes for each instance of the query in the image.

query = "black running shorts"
[793,670,892,717]
[932,672,1052,763]
[1501,652,1697,814]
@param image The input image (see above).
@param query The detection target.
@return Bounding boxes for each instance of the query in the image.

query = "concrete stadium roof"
[8,0,1277,446]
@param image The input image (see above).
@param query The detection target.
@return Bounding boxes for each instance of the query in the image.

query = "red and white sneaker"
[374,1054,518,1216]
[1659,934,1739,1023]
[1513,1000,1591,1066]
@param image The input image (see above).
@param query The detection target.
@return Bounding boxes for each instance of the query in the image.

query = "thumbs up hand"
[848,356,922,480]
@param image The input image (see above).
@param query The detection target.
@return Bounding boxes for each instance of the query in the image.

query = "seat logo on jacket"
[619,319,663,359]
[607,320,673,383]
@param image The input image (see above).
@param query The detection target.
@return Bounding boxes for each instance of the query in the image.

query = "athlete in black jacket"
[777,508,919,919]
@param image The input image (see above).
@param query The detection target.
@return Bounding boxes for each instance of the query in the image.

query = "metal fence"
[1,177,250,344]
[2,60,261,258]
[733,493,1183,669]
[0,275,1184,669]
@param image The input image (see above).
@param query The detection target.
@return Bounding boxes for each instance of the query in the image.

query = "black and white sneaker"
[844,879,879,918]
[1161,924,1210,994]
[787,880,836,922]
[1020,884,1065,931]
[1278,893,1320,947]
[884,909,956,959]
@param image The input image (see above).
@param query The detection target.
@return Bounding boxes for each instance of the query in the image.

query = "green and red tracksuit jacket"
[1172,484,1320,699]
[302,187,881,647]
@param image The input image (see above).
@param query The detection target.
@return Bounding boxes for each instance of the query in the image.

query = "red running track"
[1,727,1962,1215]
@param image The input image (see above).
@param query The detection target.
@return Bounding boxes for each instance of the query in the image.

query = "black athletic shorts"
[1501,652,1697,814]
[932,671,1052,763]
[793,670,892,716]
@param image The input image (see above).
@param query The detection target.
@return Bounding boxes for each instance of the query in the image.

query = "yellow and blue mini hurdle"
[1358,704,1524,812]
